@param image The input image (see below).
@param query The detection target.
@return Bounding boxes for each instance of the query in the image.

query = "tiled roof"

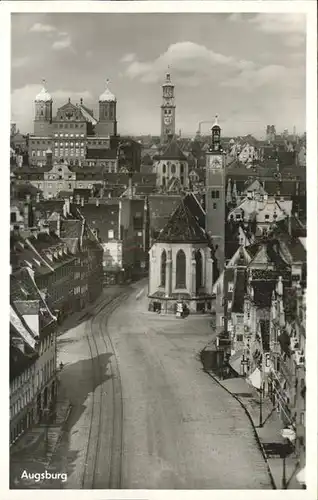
[77,204,119,241]
[183,192,205,229]
[155,140,187,161]
[156,199,208,243]
[148,195,181,232]
[60,219,83,239]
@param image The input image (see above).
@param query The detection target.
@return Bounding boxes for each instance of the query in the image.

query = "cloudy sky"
[11,12,306,138]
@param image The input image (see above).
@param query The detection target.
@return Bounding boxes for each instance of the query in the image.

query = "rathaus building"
[29,79,118,167]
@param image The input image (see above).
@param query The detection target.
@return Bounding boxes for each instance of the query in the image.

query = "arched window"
[171,164,176,174]
[176,250,186,288]
[160,250,166,287]
[195,250,203,291]
[163,164,166,174]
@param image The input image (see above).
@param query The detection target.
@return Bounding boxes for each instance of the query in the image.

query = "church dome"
[99,80,116,102]
[35,81,52,102]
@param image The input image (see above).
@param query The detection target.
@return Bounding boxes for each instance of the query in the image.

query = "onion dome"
[99,79,116,102]
[212,114,220,130]
[35,79,52,102]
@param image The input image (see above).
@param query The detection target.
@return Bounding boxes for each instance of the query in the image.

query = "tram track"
[81,291,130,489]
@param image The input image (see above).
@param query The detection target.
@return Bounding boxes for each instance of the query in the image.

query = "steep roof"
[155,140,187,161]
[148,194,182,233]
[156,199,208,243]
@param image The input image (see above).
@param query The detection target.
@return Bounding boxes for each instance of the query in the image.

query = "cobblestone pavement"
[107,282,272,489]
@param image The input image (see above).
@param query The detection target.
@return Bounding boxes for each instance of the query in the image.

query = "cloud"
[222,64,288,90]
[30,23,57,33]
[12,56,29,69]
[52,35,73,51]
[248,14,306,35]
[120,53,136,63]
[121,41,255,86]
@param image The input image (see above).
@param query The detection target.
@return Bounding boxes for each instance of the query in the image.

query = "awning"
[228,349,245,375]
[247,367,262,389]
[296,466,306,485]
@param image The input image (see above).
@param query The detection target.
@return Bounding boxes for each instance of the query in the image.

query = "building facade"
[29,80,117,166]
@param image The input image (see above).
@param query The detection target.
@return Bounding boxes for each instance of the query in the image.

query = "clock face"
[164,116,172,125]
[208,155,222,169]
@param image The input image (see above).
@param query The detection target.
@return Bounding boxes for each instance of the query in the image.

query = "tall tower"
[161,71,176,143]
[205,116,225,274]
[96,79,117,137]
[34,80,53,136]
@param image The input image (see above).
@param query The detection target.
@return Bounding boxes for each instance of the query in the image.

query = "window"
[176,249,186,288]
[228,282,234,292]
[180,164,184,174]
[171,164,176,174]
[213,203,217,209]
[108,229,114,239]
[160,250,166,287]
[265,214,270,220]
[211,190,220,199]
[180,177,184,185]
[236,334,243,342]
[237,315,244,325]
[163,164,166,174]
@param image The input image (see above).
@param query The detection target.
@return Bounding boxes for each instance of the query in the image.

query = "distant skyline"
[11,13,306,138]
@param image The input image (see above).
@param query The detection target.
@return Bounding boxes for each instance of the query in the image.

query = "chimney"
[56,213,61,237]
[81,197,84,207]
[36,192,40,203]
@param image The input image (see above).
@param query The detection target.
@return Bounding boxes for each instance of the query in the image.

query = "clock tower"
[161,71,176,143]
[205,116,225,274]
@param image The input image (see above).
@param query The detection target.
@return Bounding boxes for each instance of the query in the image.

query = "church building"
[148,193,214,314]
[153,139,189,191]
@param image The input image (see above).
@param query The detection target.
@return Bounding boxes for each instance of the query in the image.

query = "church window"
[162,177,166,187]
[160,250,166,287]
[176,250,186,288]
[180,177,184,185]
[171,164,176,174]
[195,250,203,291]
[163,164,166,174]
[180,164,184,174]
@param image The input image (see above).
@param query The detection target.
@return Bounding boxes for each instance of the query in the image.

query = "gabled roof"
[156,199,208,243]
[148,194,181,233]
[155,140,187,161]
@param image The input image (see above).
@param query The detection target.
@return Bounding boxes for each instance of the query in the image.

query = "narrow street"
[15,280,272,489]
